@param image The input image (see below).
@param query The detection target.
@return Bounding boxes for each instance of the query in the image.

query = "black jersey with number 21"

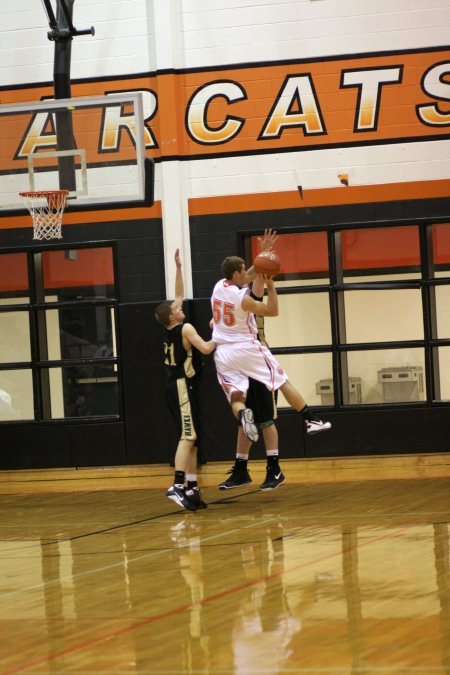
[163,323,203,382]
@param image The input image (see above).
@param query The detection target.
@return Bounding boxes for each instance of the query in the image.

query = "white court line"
[0,515,279,600]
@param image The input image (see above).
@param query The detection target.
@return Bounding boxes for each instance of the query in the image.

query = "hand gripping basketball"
[253,250,281,278]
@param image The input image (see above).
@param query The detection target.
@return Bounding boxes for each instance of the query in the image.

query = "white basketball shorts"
[214,340,288,401]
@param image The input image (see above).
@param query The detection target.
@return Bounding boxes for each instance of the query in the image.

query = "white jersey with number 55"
[211,279,258,344]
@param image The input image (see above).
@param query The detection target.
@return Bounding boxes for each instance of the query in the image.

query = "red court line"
[3,522,415,674]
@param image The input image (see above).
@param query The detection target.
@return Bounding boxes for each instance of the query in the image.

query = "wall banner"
[0,48,449,167]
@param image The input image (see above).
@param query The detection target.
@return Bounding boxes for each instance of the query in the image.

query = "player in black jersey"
[155,249,216,511]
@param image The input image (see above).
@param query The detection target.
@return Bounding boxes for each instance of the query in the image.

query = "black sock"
[235,457,248,470]
[266,455,280,470]
[174,470,185,487]
[187,480,198,490]
[299,405,318,422]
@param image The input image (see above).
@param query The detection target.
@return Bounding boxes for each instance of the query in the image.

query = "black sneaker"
[306,418,332,435]
[166,485,197,511]
[260,467,285,491]
[239,408,259,442]
[186,487,208,509]
[218,467,252,490]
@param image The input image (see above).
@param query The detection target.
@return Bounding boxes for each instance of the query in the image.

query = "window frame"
[245,218,450,409]
[0,241,121,423]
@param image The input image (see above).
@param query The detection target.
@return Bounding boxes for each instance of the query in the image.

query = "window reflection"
[42,248,115,301]
[0,311,31,363]
[43,301,117,417]
[435,286,450,339]
[45,306,116,362]
[431,223,450,275]
[344,289,423,343]
[247,225,450,405]
[0,370,33,420]
[250,231,329,286]
[265,293,331,348]
[346,349,425,404]
[437,348,450,401]
[46,366,119,418]
[342,226,420,278]
[0,253,29,305]
[0,246,118,423]
[276,353,333,407]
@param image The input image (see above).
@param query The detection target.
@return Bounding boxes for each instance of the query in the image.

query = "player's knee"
[259,419,275,429]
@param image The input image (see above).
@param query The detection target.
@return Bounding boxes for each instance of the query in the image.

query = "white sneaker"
[306,419,332,435]
[239,408,259,442]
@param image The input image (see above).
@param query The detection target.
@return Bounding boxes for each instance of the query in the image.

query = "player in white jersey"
[211,254,331,489]
[212,257,284,441]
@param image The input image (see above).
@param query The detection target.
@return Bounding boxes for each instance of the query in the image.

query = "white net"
[19,190,69,240]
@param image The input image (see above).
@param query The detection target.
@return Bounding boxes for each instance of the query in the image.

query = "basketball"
[253,250,281,277]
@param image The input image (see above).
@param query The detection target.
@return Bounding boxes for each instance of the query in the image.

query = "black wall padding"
[119,301,171,464]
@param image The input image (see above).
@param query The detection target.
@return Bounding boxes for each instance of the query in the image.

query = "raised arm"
[258,227,278,252]
[182,323,216,355]
[174,248,184,307]
[242,278,278,317]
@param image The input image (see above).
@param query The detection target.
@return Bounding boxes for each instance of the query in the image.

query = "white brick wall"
[1,0,448,295]
[2,1,448,84]
[0,0,155,86]
[186,141,450,199]
[181,0,450,67]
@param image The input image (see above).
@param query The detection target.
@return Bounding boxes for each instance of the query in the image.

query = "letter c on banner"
[186,80,247,145]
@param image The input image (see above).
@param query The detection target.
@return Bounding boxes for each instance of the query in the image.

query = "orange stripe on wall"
[0,180,447,230]
[188,179,450,216]
[0,202,162,231]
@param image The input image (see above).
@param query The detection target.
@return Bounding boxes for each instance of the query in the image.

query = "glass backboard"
[0,92,147,211]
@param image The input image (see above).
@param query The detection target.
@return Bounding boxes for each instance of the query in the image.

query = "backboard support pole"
[54,0,76,193]
[41,0,95,194]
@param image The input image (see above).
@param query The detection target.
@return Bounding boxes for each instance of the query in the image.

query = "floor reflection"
[231,522,302,673]
[434,523,450,675]
[1,476,449,673]
[30,509,450,673]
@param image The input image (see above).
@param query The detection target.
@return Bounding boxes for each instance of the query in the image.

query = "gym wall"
[0,1,449,468]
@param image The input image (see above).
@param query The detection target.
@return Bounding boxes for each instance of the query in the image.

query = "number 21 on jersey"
[164,342,176,366]
[213,299,236,326]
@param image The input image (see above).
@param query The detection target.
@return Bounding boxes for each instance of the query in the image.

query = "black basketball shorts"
[246,377,278,426]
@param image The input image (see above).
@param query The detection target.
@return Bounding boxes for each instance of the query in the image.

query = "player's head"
[221,256,246,281]
[155,300,184,326]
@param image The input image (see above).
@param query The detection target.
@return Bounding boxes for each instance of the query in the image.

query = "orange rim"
[19,190,69,197]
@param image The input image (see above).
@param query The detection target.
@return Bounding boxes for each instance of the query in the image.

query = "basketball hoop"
[19,189,69,240]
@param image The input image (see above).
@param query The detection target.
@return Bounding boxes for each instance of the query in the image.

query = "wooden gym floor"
[0,454,449,674]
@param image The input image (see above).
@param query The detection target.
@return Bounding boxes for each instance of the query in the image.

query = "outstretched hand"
[174,248,182,268]
[258,228,278,252]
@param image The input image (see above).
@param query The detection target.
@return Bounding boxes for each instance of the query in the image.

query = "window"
[249,230,333,405]
[249,222,450,407]
[0,253,32,420]
[0,246,119,422]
